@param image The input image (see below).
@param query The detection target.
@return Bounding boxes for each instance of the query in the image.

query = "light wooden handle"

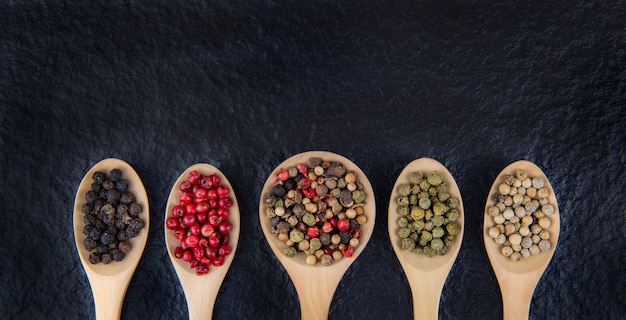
[92,275,128,320]
[291,269,343,320]
[407,272,445,320]
[501,282,533,320]
[186,285,218,320]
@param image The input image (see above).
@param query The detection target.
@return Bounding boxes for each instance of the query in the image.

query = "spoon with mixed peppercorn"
[388,158,465,320]
[73,158,150,320]
[483,160,560,320]
[259,151,376,320]
[164,163,240,320]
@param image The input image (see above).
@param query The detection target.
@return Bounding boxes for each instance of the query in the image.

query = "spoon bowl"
[259,151,376,320]
[164,163,240,320]
[388,158,464,320]
[73,158,150,320]
[483,160,560,320]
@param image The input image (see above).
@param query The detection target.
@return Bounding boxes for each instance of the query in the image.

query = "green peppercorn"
[352,190,366,203]
[401,238,416,251]
[284,247,297,257]
[427,171,443,186]
[398,217,409,228]
[302,213,315,226]
[398,227,410,238]
[397,206,409,216]
[290,229,305,242]
[309,238,322,252]
[398,184,411,196]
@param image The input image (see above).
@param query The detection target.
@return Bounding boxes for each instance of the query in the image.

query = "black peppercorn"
[101,253,112,264]
[109,169,123,182]
[100,230,116,246]
[91,182,102,193]
[339,231,352,244]
[115,179,128,192]
[83,238,98,251]
[272,185,286,197]
[128,218,144,230]
[117,229,129,241]
[116,204,129,216]
[88,227,102,241]
[110,249,125,261]
[85,191,97,203]
[129,203,142,216]
[125,228,140,238]
[115,218,126,230]
[102,180,115,190]
[106,189,120,204]
[92,172,106,184]
[95,245,109,254]
[283,179,296,190]
[118,241,131,253]
[320,233,331,246]
[119,192,135,205]
[81,203,92,214]
[89,252,101,264]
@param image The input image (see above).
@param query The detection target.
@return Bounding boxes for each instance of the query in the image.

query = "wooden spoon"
[483,160,560,320]
[164,163,240,320]
[388,158,465,320]
[73,158,150,320]
[259,151,376,320]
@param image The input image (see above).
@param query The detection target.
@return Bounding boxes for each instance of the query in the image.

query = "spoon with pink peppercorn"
[164,163,240,320]
[483,160,560,320]
[388,157,465,320]
[259,151,376,320]
[73,158,150,320]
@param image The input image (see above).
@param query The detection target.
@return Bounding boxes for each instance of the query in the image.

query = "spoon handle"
[291,269,343,320]
[407,273,445,320]
[91,274,129,320]
[499,273,538,320]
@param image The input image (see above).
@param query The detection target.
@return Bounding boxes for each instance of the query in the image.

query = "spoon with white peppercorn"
[259,151,376,320]
[388,158,465,320]
[73,158,150,320]
[483,160,560,320]
[164,163,240,320]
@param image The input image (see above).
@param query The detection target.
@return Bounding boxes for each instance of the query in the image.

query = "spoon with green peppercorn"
[73,158,150,320]
[259,151,376,320]
[164,163,240,320]
[388,158,465,320]
[483,160,560,320]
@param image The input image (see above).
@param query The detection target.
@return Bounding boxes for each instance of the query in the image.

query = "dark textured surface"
[1,1,625,319]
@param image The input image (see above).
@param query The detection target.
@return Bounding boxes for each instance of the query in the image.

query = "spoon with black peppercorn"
[259,151,376,320]
[483,160,560,320]
[388,158,465,320]
[164,164,240,320]
[73,158,150,320]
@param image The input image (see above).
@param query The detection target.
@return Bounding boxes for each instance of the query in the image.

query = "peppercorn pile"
[486,169,554,261]
[166,171,234,275]
[264,157,368,266]
[81,169,145,264]
[394,171,461,257]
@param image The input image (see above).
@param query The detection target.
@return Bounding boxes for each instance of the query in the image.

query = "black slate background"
[1,1,624,319]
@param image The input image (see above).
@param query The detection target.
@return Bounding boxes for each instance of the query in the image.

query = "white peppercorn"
[521,215,533,226]
[532,177,545,188]
[521,236,533,249]
[503,208,515,220]
[520,248,531,259]
[502,246,513,257]
[494,214,506,225]
[526,187,537,198]
[538,239,551,251]
[530,224,542,235]
[537,187,550,199]
[539,230,551,240]
[515,169,528,180]
[498,183,511,195]
[519,226,531,237]
[542,204,555,215]
[513,178,522,187]
[488,227,500,238]
[532,235,541,244]
[529,244,541,255]
[514,206,527,218]
[495,234,506,244]
[504,223,516,236]
[509,233,522,245]
[488,206,500,216]
[510,252,522,262]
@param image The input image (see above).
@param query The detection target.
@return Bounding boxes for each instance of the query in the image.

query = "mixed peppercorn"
[264,157,368,266]
[81,169,145,264]
[166,171,234,275]
[395,171,461,257]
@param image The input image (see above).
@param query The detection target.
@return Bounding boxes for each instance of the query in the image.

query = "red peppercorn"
[195,201,209,213]
[181,214,197,227]
[172,205,186,218]
[217,185,229,198]
[187,171,200,185]
[307,226,320,238]
[173,228,186,240]
[166,217,180,230]
[179,192,193,205]
[194,188,207,200]
[208,213,222,226]
[341,245,354,258]
[206,188,218,201]
[218,197,232,209]
[296,163,308,175]
[201,224,214,237]
[189,223,201,236]
[212,256,224,266]
[302,187,316,198]
[276,168,289,181]
[199,175,213,189]
[322,221,333,233]
[218,244,232,257]
[185,203,197,215]
[217,207,229,220]
[337,219,350,232]
[218,221,232,233]
[205,246,217,259]
[179,181,191,192]
[185,235,199,248]
[208,232,221,248]
[351,228,362,239]
[193,246,205,259]
[174,246,184,259]
[182,249,194,262]
[195,264,209,275]
[209,174,220,186]
[198,237,209,247]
